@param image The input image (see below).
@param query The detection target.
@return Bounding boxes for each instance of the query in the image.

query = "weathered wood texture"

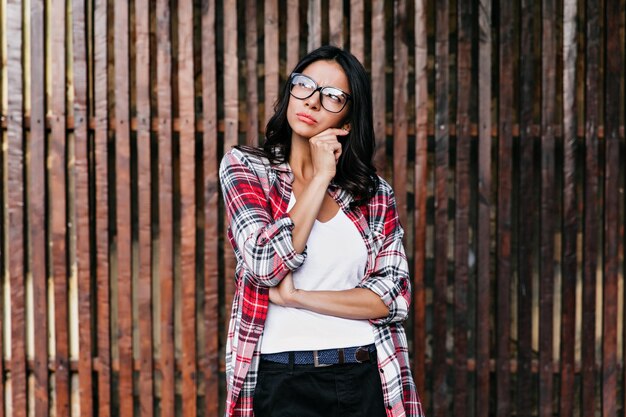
[0,2,623,416]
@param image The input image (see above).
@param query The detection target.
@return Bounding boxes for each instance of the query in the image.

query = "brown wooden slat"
[178,0,197,414]
[135,0,154,414]
[71,0,93,414]
[581,2,599,416]
[223,0,239,323]
[496,0,513,415]
[0,149,4,417]
[245,0,258,146]
[156,0,175,415]
[433,1,449,416]
[29,0,49,415]
[307,0,321,51]
[202,0,220,414]
[392,0,408,242]
[349,0,364,62]
[114,0,133,414]
[328,0,343,47]
[371,0,385,172]
[517,0,536,415]
[413,0,427,403]
[49,0,69,414]
[264,0,279,126]
[602,0,620,416]
[454,0,471,415]
[559,2,578,417]
[7,0,26,415]
[476,1,492,416]
[94,0,111,413]
[286,0,299,73]
[539,1,556,416]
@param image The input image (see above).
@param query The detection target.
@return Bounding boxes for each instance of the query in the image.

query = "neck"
[288,134,315,180]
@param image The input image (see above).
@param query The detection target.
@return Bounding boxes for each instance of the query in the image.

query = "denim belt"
[260,344,376,367]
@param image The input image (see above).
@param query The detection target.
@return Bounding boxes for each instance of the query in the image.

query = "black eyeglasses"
[289,73,352,113]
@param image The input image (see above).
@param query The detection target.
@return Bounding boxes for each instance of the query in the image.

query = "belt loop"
[313,350,320,367]
[337,348,345,364]
[288,351,295,370]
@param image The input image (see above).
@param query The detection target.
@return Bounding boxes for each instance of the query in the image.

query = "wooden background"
[0,0,624,416]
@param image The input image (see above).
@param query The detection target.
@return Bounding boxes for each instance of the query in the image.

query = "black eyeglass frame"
[288,73,352,113]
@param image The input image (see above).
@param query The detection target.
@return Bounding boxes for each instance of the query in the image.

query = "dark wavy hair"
[236,45,379,208]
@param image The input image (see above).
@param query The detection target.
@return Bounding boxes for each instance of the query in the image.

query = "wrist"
[311,173,333,185]
[286,288,304,308]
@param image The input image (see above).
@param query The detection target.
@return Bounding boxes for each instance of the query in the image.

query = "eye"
[293,76,315,89]
[324,90,346,104]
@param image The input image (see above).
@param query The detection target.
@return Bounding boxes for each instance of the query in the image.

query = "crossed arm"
[269,273,390,320]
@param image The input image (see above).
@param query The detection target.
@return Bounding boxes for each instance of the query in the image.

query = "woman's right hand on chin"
[309,128,349,181]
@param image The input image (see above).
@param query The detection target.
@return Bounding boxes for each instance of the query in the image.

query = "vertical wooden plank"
[602,0,621,415]
[201,0,219,414]
[264,0,278,126]
[517,0,536,416]
[156,0,174,414]
[349,0,364,63]
[496,0,513,415]
[71,0,93,415]
[392,0,407,239]
[245,0,258,146]
[286,0,299,72]
[177,0,197,414]
[135,0,153,414]
[539,0,556,416]
[413,0,428,401]
[328,0,343,47]
[433,0,450,415]
[476,0,492,416]
[581,1,599,415]
[114,0,133,414]
[307,0,321,51]
[454,0,471,415]
[223,0,238,322]
[94,0,111,413]
[49,0,69,414]
[371,0,385,171]
[559,1,578,416]
[7,0,26,414]
[29,0,49,415]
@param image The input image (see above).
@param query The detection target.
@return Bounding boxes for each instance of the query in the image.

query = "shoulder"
[219,147,273,179]
[365,176,400,234]
[368,175,396,209]
[220,147,269,170]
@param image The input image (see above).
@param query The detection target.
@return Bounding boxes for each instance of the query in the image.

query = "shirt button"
[379,369,384,373]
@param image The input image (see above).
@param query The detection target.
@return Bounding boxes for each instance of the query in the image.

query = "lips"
[296,112,317,125]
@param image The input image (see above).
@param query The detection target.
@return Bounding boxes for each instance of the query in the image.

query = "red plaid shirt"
[219,148,424,417]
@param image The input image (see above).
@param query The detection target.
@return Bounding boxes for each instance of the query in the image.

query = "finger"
[334,148,342,163]
[313,128,350,139]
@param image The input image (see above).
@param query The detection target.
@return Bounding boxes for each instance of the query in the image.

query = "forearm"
[288,175,330,253]
[291,288,389,320]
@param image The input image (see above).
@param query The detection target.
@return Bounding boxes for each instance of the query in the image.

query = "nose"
[304,89,321,110]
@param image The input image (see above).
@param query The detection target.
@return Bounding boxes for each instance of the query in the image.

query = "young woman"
[219,45,424,417]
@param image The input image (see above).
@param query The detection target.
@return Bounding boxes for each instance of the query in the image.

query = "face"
[286,60,351,140]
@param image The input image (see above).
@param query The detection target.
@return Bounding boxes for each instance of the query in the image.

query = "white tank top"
[260,192,375,353]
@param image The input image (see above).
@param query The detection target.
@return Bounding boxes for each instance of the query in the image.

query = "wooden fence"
[0,0,624,416]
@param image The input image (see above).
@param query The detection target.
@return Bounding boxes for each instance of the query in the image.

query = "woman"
[219,45,423,417]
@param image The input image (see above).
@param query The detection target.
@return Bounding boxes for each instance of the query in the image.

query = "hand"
[269,272,300,307]
[309,128,349,180]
